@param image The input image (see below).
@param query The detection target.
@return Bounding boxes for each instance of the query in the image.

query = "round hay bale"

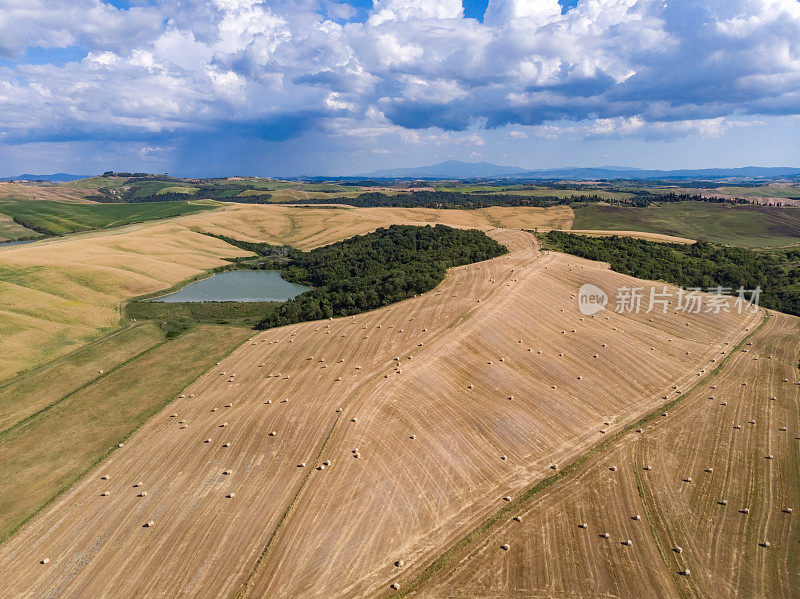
[100,474,110,480]
[684,477,693,483]
[226,492,235,498]
[101,491,110,496]
[632,514,641,521]
[223,469,232,475]
[205,438,212,443]
[784,508,793,514]
[269,431,277,437]
[623,539,632,546]
[513,516,522,522]
[394,560,404,567]
[138,491,147,497]
[353,453,360,458]
[682,569,691,576]
[118,443,124,448]
[222,442,231,447]
[133,481,142,487]
[41,558,50,564]
[674,546,682,553]
[502,496,511,502]
[390,583,399,590]
[500,544,510,551]
[220,422,228,427]
[601,532,610,539]
[578,522,588,529]
[145,520,154,528]
[351,417,358,423]
[409,434,416,440]
[719,499,728,506]
[761,541,770,548]
[741,507,750,514]
[500,455,507,461]
[609,466,617,472]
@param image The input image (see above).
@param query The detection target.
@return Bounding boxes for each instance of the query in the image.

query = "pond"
[148,270,311,303]
[0,239,38,247]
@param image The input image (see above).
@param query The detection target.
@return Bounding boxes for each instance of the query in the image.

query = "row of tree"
[546,231,800,316]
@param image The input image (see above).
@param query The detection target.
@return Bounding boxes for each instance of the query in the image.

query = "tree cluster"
[546,231,800,316]
[255,224,508,328]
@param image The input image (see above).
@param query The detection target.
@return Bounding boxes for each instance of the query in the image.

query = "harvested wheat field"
[0,229,761,598]
[412,311,798,599]
[0,222,249,380]
[0,182,96,203]
[0,203,570,379]
[185,203,574,248]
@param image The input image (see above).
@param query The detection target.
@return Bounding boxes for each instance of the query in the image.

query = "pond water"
[0,239,38,247]
[149,270,311,303]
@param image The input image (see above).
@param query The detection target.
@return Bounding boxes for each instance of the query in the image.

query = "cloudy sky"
[1,0,799,176]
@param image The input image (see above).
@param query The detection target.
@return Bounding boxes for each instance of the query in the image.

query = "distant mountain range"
[361,160,530,179]
[358,161,800,181]
[2,173,87,182]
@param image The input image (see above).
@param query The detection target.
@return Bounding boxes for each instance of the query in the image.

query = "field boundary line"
[0,322,143,390]
[235,235,540,599]
[0,326,248,546]
[633,310,771,599]
[0,338,168,439]
[397,310,769,597]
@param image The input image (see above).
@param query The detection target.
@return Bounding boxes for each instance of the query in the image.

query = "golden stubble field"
[0,229,765,598]
[0,182,96,203]
[0,222,250,380]
[0,203,572,381]
[414,311,799,599]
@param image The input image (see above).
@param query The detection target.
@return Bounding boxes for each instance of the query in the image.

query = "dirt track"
[0,230,760,597]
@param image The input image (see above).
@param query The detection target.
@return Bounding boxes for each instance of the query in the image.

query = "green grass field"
[0,323,164,429]
[572,202,800,247]
[718,184,800,199]
[157,185,199,195]
[0,323,252,542]
[0,214,41,242]
[0,199,216,236]
[61,175,129,189]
